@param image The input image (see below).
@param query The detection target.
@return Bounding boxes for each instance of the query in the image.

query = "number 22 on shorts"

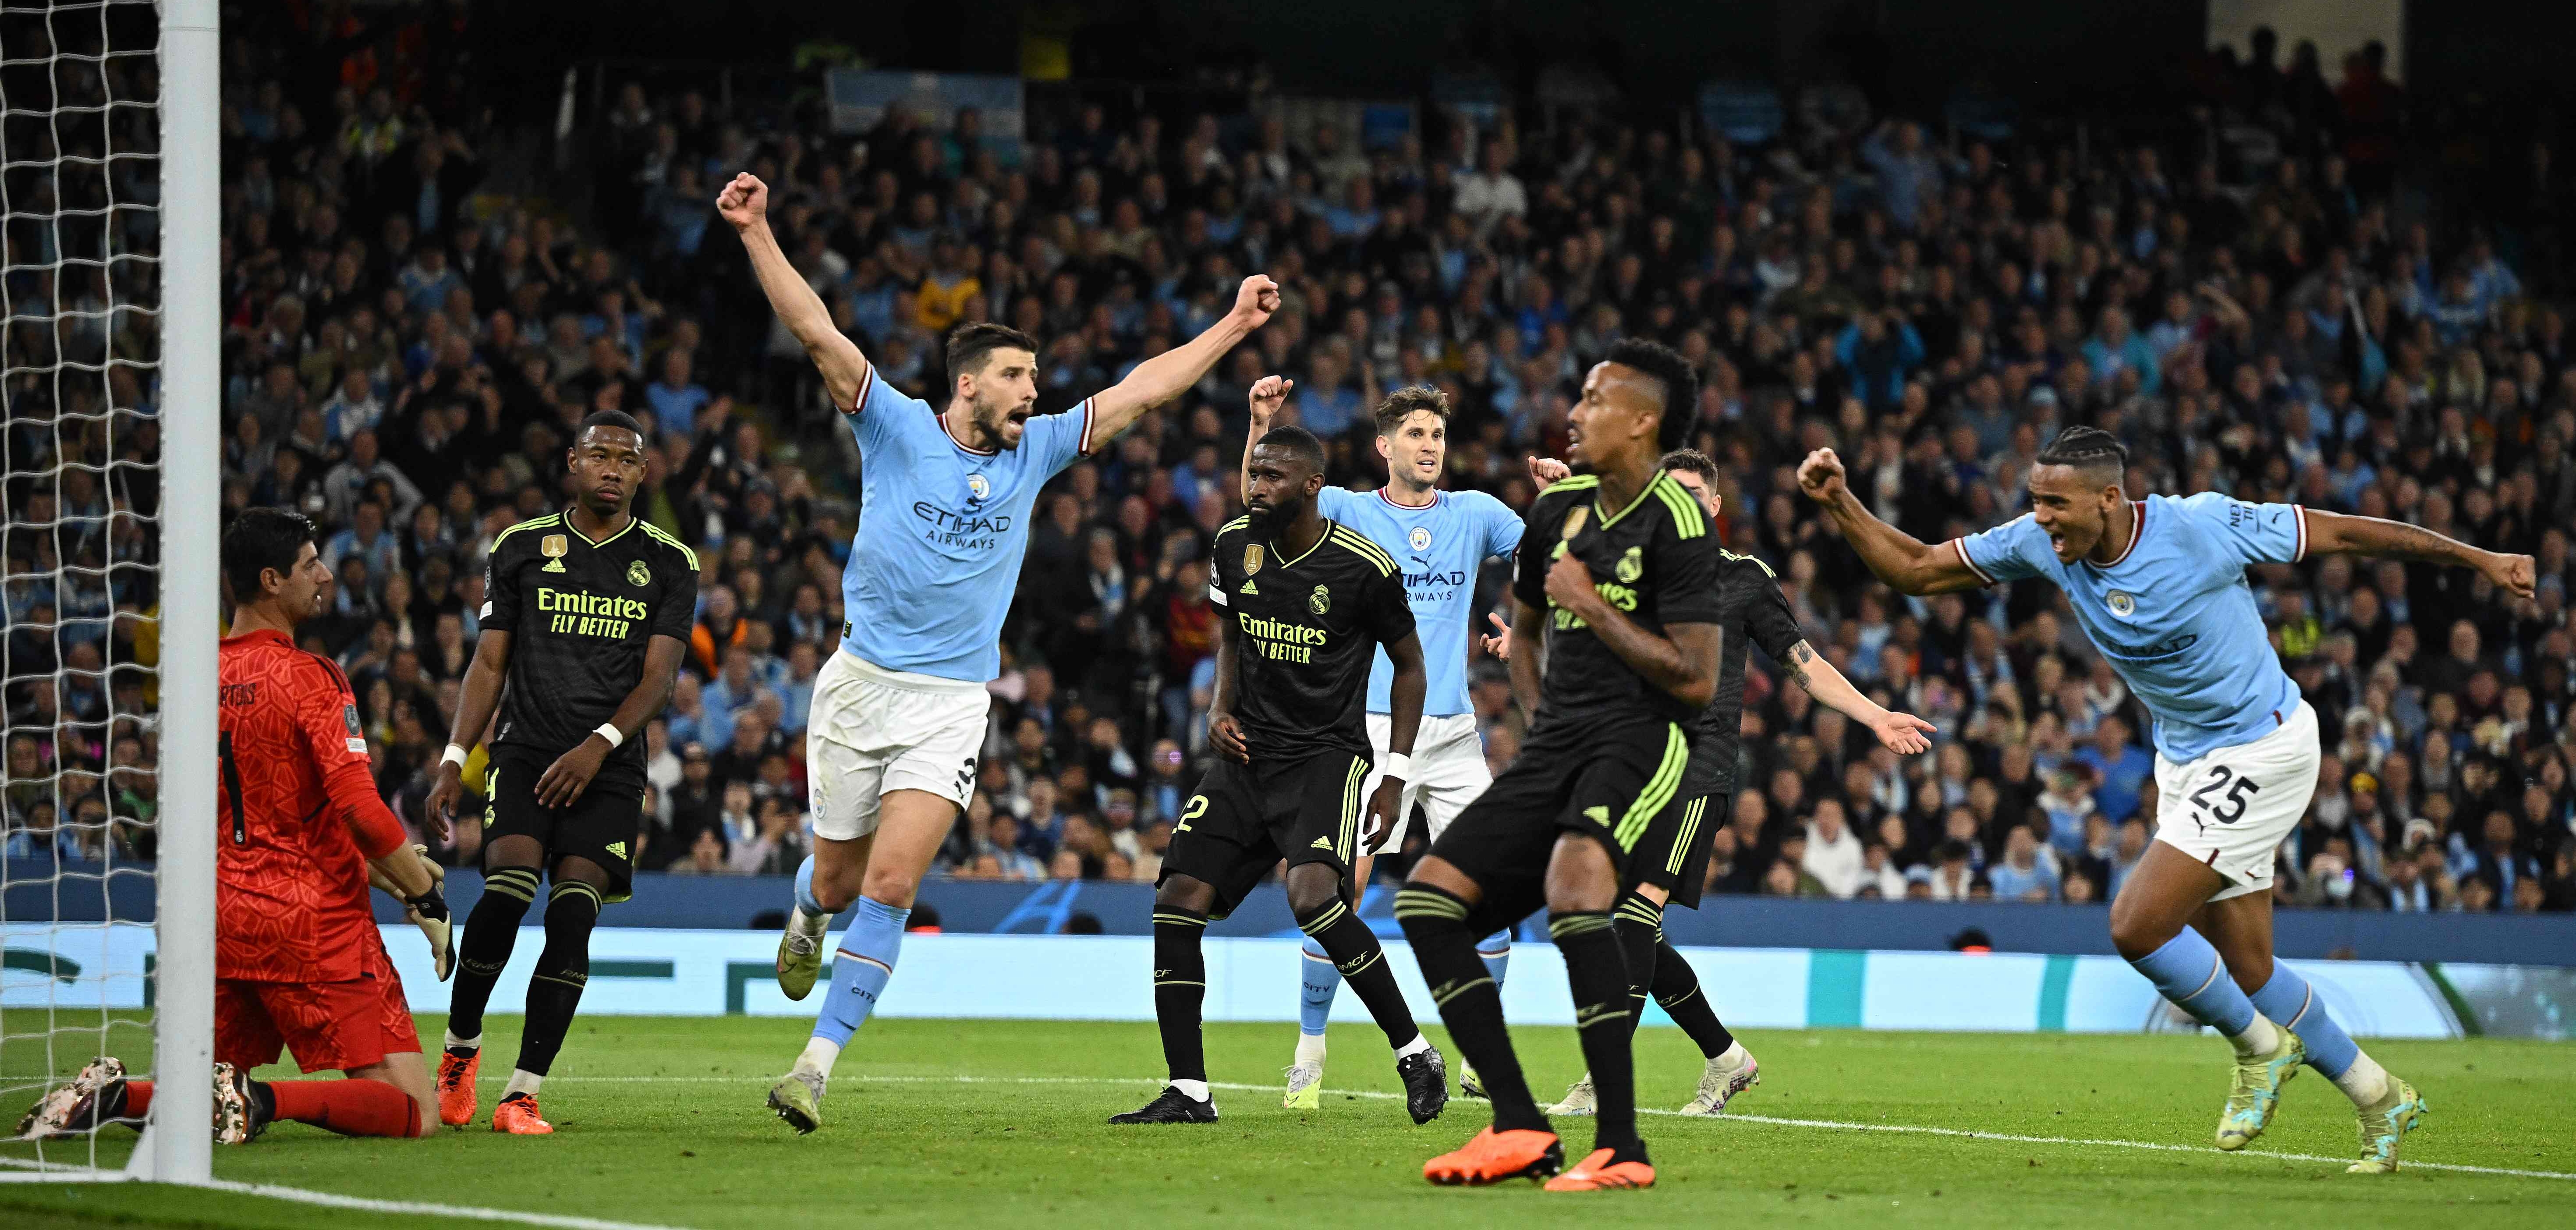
[1176,795,1208,833]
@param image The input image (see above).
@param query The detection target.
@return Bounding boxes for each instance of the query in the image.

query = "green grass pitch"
[5,1014,2572,1228]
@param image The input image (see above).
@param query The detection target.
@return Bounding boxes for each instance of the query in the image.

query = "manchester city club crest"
[1244,543,1265,575]
[1408,525,1432,552]
[541,533,568,573]
[628,560,652,587]
[967,472,991,501]
[2107,590,2137,617]
[1615,545,1644,583]
[1308,585,1332,615]
[1560,506,1590,540]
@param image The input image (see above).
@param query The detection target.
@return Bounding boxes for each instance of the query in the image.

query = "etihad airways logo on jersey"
[911,501,1012,551]
[1237,611,1328,663]
[537,587,649,638]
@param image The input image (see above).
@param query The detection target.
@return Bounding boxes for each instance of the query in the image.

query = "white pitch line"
[195,1180,698,1230]
[468,1072,2576,1183]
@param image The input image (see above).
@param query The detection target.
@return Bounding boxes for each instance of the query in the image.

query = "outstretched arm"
[720,173,869,412]
[1797,447,1985,595]
[2304,509,2536,598]
[1781,638,1935,754]
[1364,630,1427,851]
[1091,275,1279,445]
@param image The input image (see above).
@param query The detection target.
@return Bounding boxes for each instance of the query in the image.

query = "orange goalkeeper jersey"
[216,628,406,982]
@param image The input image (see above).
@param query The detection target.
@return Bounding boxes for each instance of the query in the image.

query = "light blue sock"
[1298,937,1338,1037]
[2127,930,2257,1035]
[812,895,908,1046]
[793,855,827,917]
[2249,965,2357,1078]
[1476,932,1510,987]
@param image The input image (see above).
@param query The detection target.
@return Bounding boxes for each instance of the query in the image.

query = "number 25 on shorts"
[2188,765,2261,825]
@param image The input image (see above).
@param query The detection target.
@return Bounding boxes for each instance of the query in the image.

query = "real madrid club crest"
[541,534,568,573]
[1408,525,1432,553]
[1244,543,1265,575]
[1560,506,1590,540]
[1615,546,1644,583]
[1308,585,1332,615]
[628,560,652,587]
[967,472,992,502]
[2106,590,2137,618]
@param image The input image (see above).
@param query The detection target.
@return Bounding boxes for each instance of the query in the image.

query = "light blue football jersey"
[840,366,1093,683]
[1957,492,2307,762]
[1315,486,1524,716]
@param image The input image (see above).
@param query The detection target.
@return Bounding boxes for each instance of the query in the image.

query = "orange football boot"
[1422,1126,1564,1184]
[1542,1147,1656,1191]
[435,1050,479,1127]
[490,1092,553,1134]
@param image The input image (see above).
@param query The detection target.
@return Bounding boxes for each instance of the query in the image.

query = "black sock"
[446,866,539,1042]
[1651,935,1736,1059]
[1612,891,1663,1034]
[1396,885,1544,1132]
[515,879,600,1077]
[1151,905,1208,1085]
[1297,896,1417,1049]
[1551,910,1639,1156]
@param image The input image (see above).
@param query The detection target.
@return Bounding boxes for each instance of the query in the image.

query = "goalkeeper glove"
[371,844,455,982]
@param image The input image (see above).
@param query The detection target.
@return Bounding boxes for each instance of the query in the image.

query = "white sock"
[1713,1039,1749,1069]
[790,905,830,939]
[795,1035,844,1078]
[2224,1014,2281,1060]
[1294,1032,1327,1067]
[442,1029,481,1053]
[2332,1050,2391,1106]
[501,1069,542,1099]
[1392,1034,1431,1060]
[1169,1078,1211,1102]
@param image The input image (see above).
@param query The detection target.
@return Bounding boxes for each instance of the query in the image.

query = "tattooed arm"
[1780,639,1935,755]
[2303,510,2536,599]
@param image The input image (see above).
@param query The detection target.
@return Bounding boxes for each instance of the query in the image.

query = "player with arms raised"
[1242,380,1523,1108]
[1799,425,2536,1173]
[1396,339,1724,1192]
[20,509,451,1145]
[717,172,1279,1133]
[1111,425,1445,1126]
[426,409,699,1134]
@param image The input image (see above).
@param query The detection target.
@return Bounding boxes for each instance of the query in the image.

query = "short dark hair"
[578,408,645,442]
[1253,425,1326,472]
[2033,425,2130,486]
[1372,385,1451,436]
[1658,447,1721,491]
[946,321,1040,381]
[1604,338,1699,450]
[222,507,315,603]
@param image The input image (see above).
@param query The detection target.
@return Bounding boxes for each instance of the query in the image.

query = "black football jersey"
[1207,516,1417,763]
[482,510,700,780]
[1694,549,1808,794]
[1509,471,1726,727]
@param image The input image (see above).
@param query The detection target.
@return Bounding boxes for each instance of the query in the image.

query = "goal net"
[3,0,218,1184]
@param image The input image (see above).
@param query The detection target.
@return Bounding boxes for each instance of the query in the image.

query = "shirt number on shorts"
[1176,794,1208,833]
[2187,765,2261,826]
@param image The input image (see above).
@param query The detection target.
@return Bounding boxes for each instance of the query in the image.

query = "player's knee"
[2106,900,2177,960]
[2223,948,2274,995]
[1154,874,1215,915]
[856,865,918,911]
[1283,866,1341,921]
[1542,838,1617,915]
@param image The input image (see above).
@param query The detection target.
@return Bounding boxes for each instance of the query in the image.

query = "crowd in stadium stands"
[5,6,2572,914]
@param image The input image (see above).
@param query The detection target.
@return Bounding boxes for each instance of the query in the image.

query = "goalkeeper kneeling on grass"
[16,510,461,1145]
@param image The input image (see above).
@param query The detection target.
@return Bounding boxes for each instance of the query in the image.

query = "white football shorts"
[1361,711,1493,855]
[2150,699,2321,902]
[805,648,990,841]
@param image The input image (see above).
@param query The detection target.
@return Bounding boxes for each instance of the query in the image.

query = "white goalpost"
[0,0,216,1187]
